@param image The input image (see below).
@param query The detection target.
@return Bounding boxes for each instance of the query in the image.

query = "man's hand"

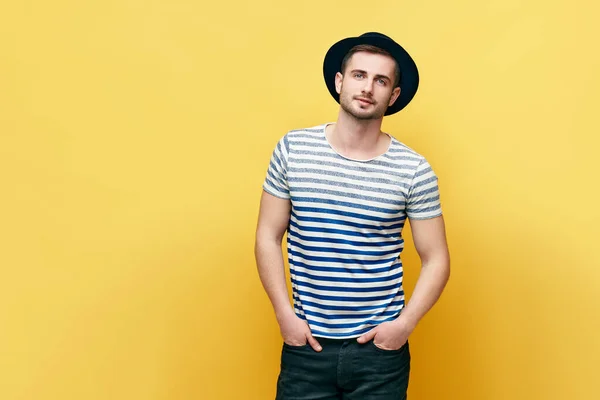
[356,318,416,350]
[278,313,322,352]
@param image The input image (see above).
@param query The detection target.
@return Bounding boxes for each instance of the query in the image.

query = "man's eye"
[354,73,363,78]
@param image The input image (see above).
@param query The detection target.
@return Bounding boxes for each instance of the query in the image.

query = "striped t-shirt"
[263,123,442,339]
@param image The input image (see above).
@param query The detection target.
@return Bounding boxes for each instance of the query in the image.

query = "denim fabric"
[276,338,410,399]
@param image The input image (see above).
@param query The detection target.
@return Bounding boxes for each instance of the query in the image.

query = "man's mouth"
[355,97,374,105]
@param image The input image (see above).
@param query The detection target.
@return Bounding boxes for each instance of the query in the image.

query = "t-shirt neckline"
[322,123,392,163]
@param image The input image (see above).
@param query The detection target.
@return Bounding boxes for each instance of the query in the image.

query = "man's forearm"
[255,238,295,321]
[396,257,450,328]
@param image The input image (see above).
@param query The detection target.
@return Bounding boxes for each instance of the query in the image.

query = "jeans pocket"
[283,341,309,350]
[369,339,407,353]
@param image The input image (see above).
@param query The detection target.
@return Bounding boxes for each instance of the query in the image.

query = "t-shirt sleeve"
[262,135,290,199]
[406,158,443,220]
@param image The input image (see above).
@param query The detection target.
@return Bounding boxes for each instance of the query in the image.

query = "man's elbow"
[423,250,450,280]
[254,230,283,258]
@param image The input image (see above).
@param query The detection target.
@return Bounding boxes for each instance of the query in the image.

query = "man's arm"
[254,191,322,350]
[357,215,450,348]
[398,215,451,328]
[255,191,293,320]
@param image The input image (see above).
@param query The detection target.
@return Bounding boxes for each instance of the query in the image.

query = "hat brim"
[323,35,419,115]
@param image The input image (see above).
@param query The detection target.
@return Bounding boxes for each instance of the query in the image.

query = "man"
[255,32,450,399]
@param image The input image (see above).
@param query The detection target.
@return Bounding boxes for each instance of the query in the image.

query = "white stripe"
[289,235,400,251]
[300,303,402,316]
[293,275,402,289]
[299,312,398,326]
[292,283,399,297]
[292,264,402,279]
[295,295,405,308]
[290,215,403,236]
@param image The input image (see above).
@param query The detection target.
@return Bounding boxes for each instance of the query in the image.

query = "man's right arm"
[254,190,321,351]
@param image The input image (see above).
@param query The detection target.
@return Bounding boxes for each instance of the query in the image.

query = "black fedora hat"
[323,32,419,115]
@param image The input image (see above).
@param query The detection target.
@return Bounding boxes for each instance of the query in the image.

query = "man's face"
[335,52,401,120]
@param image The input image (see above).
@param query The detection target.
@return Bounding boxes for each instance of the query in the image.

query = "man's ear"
[388,86,401,107]
[335,72,343,95]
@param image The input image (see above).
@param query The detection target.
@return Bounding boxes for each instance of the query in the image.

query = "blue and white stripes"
[263,124,442,339]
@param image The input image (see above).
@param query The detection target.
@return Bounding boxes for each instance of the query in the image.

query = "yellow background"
[1,1,599,399]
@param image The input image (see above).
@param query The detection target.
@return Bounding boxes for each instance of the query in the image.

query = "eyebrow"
[349,69,392,82]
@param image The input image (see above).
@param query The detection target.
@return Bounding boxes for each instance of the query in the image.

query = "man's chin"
[341,103,385,120]
[350,109,382,120]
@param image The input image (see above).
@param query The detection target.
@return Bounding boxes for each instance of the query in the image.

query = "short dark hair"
[340,44,401,87]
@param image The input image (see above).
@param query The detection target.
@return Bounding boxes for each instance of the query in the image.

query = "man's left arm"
[357,215,450,349]
[397,215,451,330]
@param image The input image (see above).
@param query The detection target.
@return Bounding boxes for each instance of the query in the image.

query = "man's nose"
[362,79,374,95]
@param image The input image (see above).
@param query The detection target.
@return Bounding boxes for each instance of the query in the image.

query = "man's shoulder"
[269,123,328,155]
[285,123,328,137]
[387,135,427,162]
[275,123,329,151]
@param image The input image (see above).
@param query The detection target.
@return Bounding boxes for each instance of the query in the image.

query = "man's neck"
[327,110,387,158]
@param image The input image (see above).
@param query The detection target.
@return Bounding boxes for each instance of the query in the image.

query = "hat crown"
[358,32,393,41]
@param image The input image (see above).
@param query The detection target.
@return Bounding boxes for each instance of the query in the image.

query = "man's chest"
[286,166,411,217]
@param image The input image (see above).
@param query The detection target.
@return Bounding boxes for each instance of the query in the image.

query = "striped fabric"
[263,123,442,339]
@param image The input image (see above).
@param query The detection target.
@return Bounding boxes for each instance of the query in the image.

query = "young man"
[255,32,450,399]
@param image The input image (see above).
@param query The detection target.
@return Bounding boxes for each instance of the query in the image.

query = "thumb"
[306,333,322,352]
[356,328,377,344]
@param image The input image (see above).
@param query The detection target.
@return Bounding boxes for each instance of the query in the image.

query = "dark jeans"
[275,338,410,400]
